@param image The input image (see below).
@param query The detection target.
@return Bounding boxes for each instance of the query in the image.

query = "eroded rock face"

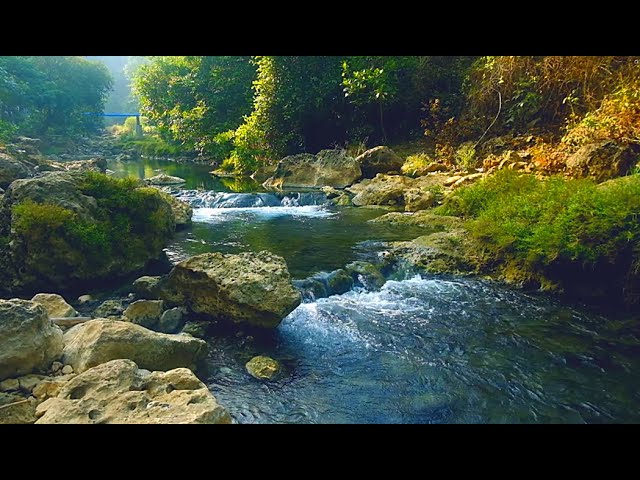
[0,299,63,381]
[31,293,78,318]
[264,150,362,189]
[35,359,231,424]
[351,174,415,208]
[355,146,404,179]
[62,319,208,373]
[160,251,301,329]
[566,141,639,182]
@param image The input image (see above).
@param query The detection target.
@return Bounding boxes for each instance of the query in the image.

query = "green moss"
[11,173,174,284]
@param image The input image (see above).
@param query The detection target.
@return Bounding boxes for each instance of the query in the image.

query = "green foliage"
[438,170,640,273]
[401,153,433,176]
[11,174,174,280]
[465,56,639,137]
[454,144,477,171]
[133,56,255,155]
[0,56,112,137]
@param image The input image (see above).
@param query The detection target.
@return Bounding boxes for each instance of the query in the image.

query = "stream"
[108,157,640,423]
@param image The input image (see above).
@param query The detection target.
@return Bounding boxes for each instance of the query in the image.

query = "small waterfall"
[176,190,328,209]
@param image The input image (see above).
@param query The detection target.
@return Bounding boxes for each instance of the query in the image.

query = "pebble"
[77,295,93,304]
[219,367,232,375]
[61,365,74,375]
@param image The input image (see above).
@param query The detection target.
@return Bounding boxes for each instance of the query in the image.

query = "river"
[108,157,640,423]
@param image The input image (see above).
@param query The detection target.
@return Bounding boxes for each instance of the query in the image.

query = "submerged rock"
[355,146,404,179]
[0,299,63,381]
[264,149,362,189]
[35,359,231,424]
[31,293,78,318]
[62,319,208,373]
[161,251,301,329]
[246,356,280,380]
[345,261,386,290]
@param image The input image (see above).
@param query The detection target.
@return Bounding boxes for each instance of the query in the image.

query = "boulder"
[0,172,174,293]
[263,150,362,189]
[31,293,78,318]
[160,192,193,229]
[404,189,436,212]
[59,157,108,173]
[0,299,63,381]
[351,174,414,207]
[144,174,186,186]
[246,356,280,380]
[93,299,124,318]
[62,319,208,373]
[355,146,404,179]
[0,151,34,189]
[158,307,186,334]
[161,251,301,329]
[133,276,163,300]
[123,300,164,329]
[35,359,231,424]
[566,141,639,182]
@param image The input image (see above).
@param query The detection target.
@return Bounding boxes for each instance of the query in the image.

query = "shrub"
[454,144,477,171]
[401,153,433,176]
[437,169,640,273]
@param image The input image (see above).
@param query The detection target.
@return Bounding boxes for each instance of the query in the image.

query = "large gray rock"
[36,359,231,424]
[263,150,362,189]
[62,319,208,373]
[161,251,301,329]
[132,276,163,300]
[0,172,174,294]
[566,141,639,183]
[123,300,164,329]
[144,174,186,186]
[355,146,404,179]
[31,293,78,318]
[350,174,443,212]
[0,299,63,381]
[0,151,34,189]
[159,191,193,229]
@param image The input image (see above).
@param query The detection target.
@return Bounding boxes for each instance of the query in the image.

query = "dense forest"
[1,56,639,425]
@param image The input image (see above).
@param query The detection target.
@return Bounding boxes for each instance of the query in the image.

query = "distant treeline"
[0,56,112,140]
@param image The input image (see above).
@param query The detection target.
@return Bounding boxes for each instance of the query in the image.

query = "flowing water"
[109,158,640,423]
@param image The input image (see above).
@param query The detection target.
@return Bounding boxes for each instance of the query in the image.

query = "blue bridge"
[85,112,143,136]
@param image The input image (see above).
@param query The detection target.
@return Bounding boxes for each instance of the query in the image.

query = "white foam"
[193,206,336,223]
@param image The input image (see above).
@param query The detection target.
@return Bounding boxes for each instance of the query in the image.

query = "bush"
[401,153,433,176]
[454,144,477,171]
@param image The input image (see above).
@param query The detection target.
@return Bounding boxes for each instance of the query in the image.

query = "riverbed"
[109,157,640,423]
